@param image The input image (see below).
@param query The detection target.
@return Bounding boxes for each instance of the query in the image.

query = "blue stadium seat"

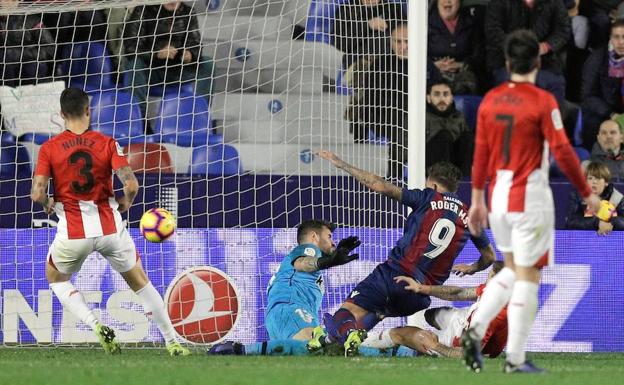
[19,132,54,145]
[0,143,31,178]
[62,42,115,91]
[89,90,144,146]
[550,147,591,178]
[1,131,16,144]
[188,144,242,175]
[454,94,483,131]
[148,83,194,97]
[150,91,221,147]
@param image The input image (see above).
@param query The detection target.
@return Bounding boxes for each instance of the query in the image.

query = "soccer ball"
[140,208,176,242]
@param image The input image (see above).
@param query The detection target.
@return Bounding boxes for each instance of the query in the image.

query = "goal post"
[0,0,414,346]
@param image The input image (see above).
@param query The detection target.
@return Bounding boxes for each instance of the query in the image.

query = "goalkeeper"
[264,220,361,341]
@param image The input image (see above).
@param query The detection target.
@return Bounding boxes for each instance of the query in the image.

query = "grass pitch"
[0,349,622,385]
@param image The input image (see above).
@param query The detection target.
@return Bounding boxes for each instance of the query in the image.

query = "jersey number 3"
[70,151,95,194]
[424,218,456,259]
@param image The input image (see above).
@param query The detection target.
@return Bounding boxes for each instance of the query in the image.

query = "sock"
[356,312,381,331]
[325,308,358,344]
[244,340,308,356]
[50,281,98,330]
[361,329,395,349]
[136,282,177,344]
[506,280,539,365]
[470,267,516,339]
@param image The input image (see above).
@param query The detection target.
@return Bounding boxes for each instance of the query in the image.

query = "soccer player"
[366,261,508,359]
[463,29,601,373]
[264,219,361,341]
[30,88,190,356]
[314,152,496,355]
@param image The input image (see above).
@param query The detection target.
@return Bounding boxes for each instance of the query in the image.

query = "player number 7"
[496,114,514,166]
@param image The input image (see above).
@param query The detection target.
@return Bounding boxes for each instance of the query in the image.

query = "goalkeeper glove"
[316,236,361,270]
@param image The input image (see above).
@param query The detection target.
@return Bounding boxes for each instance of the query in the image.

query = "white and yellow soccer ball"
[140,208,176,242]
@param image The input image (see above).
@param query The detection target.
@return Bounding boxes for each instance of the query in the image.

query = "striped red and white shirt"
[34,130,129,239]
[472,81,591,213]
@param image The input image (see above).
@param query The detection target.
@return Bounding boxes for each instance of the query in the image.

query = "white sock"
[506,280,539,365]
[362,329,395,349]
[470,267,516,339]
[136,282,177,344]
[49,281,99,330]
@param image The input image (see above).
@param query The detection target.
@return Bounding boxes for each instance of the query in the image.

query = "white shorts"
[47,227,138,274]
[488,211,554,268]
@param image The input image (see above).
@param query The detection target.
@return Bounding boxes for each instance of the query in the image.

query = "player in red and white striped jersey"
[30,88,189,356]
[463,30,601,373]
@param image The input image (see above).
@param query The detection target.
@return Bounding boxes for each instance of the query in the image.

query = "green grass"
[0,349,622,385]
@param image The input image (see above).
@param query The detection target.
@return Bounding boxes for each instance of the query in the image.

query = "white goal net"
[0,0,413,346]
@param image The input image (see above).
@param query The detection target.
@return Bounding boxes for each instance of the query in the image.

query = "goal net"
[0,0,417,346]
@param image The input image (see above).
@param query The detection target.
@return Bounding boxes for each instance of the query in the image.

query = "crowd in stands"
[0,0,623,187]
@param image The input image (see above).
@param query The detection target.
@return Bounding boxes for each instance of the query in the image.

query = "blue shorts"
[264,303,319,340]
[346,262,431,318]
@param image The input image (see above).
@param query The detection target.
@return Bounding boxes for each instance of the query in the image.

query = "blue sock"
[244,339,309,356]
[326,308,358,344]
[359,346,416,357]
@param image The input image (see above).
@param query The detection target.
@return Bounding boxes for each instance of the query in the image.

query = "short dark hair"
[612,18,624,33]
[427,161,462,192]
[427,78,453,95]
[491,261,504,275]
[504,29,539,75]
[60,88,89,120]
[297,220,336,244]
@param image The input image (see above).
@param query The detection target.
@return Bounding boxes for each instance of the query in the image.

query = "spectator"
[581,19,624,149]
[121,1,213,111]
[585,0,621,49]
[484,0,570,104]
[352,23,408,181]
[425,78,473,175]
[589,119,624,180]
[565,0,591,102]
[334,0,406,69]
[0,0,55,87]
[566,161,624,232]
[428,0,485,95]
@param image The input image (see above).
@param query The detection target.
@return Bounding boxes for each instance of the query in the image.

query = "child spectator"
[566,161,624,233]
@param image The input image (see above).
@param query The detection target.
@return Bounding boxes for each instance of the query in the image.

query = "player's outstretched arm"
[394,276,478,301]
[293,236,361,272]
[115,166,139,213]
[30,175,54,214]
[316,150,402,201]
[452,244,496,277]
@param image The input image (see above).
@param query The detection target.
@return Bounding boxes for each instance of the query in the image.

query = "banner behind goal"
[0,0,408,346]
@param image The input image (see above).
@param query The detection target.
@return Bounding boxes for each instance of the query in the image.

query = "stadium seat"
[61,42,115,91]
[89,90,144,146]
[0,131,16,144]
[124,143,174,174]
[150,91,221,147]
[454,94,483,131]
[550,147,591,178]
[0,143,31,178]
[18,132,54,145]
[148,82,194,97]
[188,144,242,175]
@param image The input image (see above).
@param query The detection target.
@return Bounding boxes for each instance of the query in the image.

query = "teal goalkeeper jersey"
[266,243,325,312]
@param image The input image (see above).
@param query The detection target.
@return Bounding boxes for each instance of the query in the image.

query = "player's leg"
[46,238,120,354]
[503,211,552,373]
[462,213,517,372]
[208,339,309,356]
[98,229,189,356]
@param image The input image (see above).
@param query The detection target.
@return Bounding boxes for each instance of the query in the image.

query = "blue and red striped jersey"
[387,188,490,285]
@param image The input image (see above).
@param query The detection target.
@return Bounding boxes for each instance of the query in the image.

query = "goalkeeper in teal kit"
[265,219,360,340]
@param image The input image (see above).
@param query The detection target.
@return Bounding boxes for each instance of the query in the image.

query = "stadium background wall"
[1,228,622,352]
